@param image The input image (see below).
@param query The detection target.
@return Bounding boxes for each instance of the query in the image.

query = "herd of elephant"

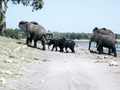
[18,21,117,57]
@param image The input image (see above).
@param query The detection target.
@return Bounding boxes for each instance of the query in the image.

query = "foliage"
[14,28,27,39]
[0,0,44,35]
[6,29,20,39]
[4,28,120,40]
[11,0,44,12]
[52,32,93,40]
[115,34,120,39]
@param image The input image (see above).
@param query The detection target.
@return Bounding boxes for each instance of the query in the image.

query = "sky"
[6,0,120,34]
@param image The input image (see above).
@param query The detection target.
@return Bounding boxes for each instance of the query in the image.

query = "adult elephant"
[93,27,116,52]
[88,34,117,57]
[18,20,46,50]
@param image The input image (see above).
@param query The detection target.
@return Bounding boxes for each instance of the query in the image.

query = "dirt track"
[3,45,120,90]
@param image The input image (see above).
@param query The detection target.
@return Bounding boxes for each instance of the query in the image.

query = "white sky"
[6,0,120,34]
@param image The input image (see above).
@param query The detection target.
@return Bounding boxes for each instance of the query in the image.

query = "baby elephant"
[47,38,66,52]
[62,40,75,53]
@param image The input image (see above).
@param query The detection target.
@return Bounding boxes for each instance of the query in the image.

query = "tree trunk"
[0,0,8,36]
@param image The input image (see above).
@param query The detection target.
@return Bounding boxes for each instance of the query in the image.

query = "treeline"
[52,32,93,39]
[1,29,120,40]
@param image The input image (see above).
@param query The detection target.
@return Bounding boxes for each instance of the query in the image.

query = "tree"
[0,15,1,33]
[0,0,44,36]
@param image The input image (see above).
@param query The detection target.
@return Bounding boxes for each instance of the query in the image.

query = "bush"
[6,29,20,39]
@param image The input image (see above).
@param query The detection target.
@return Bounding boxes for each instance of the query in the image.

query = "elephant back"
[30,21,38,25]
[99,28,115,38]
[93,27,115,38]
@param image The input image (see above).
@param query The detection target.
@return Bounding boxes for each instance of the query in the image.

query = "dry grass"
[0,36,40,87]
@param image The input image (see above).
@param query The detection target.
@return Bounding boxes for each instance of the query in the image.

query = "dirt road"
[4,45,120,90]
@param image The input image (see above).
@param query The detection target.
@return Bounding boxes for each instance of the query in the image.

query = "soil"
[0,38,120,90]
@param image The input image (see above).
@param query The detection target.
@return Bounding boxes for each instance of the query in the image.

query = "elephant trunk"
[88,40,92,51]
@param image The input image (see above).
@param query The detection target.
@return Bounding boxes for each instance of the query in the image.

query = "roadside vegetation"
[0,36,40,87]
[3,28,120,41]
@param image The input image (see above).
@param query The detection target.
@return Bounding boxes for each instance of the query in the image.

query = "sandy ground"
[1,44,120,90]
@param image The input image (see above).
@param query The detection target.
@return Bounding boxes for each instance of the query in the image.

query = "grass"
[73,39,89,43]
[117,39,120,43]
[0,36,40,87]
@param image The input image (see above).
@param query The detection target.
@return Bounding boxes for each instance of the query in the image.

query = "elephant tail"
[115,40,118,48]
[75,43,79,47]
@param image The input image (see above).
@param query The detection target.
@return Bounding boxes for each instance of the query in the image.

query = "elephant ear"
[93,27,99,34]
[94,34,101,42]
[19,21,28,32]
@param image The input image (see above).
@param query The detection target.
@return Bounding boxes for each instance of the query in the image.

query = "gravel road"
[3,45,120,90]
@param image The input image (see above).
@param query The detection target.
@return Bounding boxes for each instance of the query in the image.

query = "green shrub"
[6,29,20,39]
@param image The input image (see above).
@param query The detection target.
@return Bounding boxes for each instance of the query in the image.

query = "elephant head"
[19,21,39,32]
[93,27,99,34]
[18,21,28,32]
[89,34,101,51]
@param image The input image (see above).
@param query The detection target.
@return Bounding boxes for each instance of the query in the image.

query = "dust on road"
[2,44,120,90]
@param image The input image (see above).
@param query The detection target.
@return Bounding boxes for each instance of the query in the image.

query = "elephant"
[61,40,75,53]
[88,34,117,57]
[18,20,46,50]
[47,38,66,52]
[93,27,116,52]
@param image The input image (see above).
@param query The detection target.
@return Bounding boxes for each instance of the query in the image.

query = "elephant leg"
[59,47,62,52]
[98,46,102,54]
[26,38,28,45]
[41,36,46,50]
[29,38,32,46]
[60,47,63,52]
[55,46,58,51]
[108,48,111,55]
[65,47,68,53]
[51,45,55,51]
[60,45,64,52]
[97,47,99,51]
[42,40,45,50]
[71,47,75,53]
[34,40,37,48]
[97,46,103,52]
[26,37,31,46]
[101,47,103,52]
[113,47,117,57]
